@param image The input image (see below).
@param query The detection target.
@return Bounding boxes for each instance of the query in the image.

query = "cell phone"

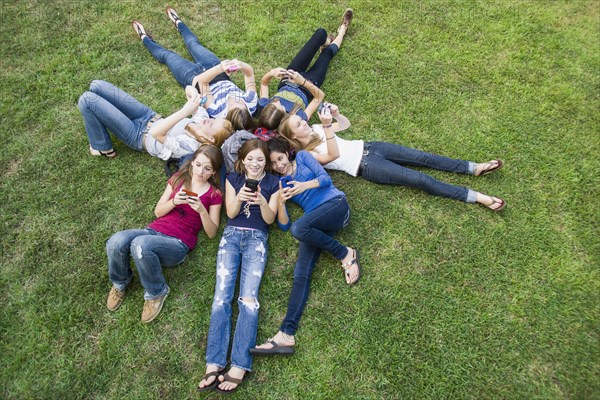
[227,65,240,73]
[317,102,325,113]
[280,175,293,189]
[182,189,198,197]
[245,179,259,193]
[199,96,207,105]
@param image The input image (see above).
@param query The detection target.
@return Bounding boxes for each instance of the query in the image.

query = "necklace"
[242,172,266,218]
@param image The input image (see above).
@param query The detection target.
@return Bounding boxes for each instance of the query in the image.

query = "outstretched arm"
[149,90,201,144]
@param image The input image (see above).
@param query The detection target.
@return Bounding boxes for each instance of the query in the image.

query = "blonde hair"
[278,114,323,153]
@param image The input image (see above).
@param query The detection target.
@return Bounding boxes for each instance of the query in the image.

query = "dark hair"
[267,136,295,161]
[171,145,223,192]
[226,107,255,132]
[258,101,303,131]
[234,138,270,174]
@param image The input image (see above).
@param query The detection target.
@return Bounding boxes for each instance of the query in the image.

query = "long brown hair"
[258,101,304,131]
[278,114,323,153]
[234,139,271,174]
[226,107,255,132]
[171,145,223,193]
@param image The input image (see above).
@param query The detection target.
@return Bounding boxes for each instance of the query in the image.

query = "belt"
[357,148,369,176]
[141,114,162,151]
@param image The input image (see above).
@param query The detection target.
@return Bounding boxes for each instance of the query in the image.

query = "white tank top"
[312,125,364,177]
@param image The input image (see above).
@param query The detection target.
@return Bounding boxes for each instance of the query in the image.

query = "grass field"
[1,1,599,399]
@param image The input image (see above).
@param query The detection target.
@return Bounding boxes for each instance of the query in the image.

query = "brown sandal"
[475,159,504,176]
[341,248,361,285]
[196,368,225,392]
[484,197,506,212]
[215,371,249,394]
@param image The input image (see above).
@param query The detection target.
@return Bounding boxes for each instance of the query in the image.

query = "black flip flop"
[249,340,295,356]
[342,248,361,285]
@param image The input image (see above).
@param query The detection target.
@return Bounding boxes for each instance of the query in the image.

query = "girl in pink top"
[105,145,223,323]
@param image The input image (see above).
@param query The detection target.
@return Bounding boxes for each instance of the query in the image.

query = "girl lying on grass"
[277,103,507,211]
[256,8,353,131]
[197,140,280,394]
[132,6,257,131]
[105,145,223,323]
[78,80,232,159]
[250,133,360,357]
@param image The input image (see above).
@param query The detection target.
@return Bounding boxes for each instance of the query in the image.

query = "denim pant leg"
[106,229,150,291]
[78,80,154,151]
[130,231,189,300]
[280,241,323,335]
[287,28,328,73]
[142,37,202,87]
[231,229,268,371]
[206,228,242,368]
[303,44,339,88]
[360,144,471,202]
[289,196,351,260]
[177,22,221,69]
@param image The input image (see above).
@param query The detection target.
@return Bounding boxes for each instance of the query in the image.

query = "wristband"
[326,135,336,140]
[303,78,307,85]
[172,198,176,206]
[323,124,333,129]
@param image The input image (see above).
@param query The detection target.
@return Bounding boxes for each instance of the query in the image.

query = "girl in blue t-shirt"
[250,136,360,357]
[197,139,279,394]
[256,8,354,131]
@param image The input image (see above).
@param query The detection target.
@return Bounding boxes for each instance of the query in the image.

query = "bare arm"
[260,68,288,98]
[149,91,200,144]
[287,70,324,119]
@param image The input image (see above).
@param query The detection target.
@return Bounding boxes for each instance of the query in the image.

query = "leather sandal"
[250,338,295,356]
[165,6,181,27]
[196,368,225,392]
[476,159,504,176]
[215,371,249,394]
[484,197,506,212]
[341,248,361,285]
[89,146,117,158]
[131,20,153,41]
[320,33,336,53]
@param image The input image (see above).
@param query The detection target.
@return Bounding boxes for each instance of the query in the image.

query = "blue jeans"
[78,80,155,152]
[280,195,351,335]
[359,142,477,202]
[106,228,189,300]
[142,21,229,88]
[206,226,269,371]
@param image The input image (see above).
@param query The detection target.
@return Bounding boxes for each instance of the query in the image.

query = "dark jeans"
[142,21,229,87]
[358,142,476,202]
[280,195,350,335]
[278,28,340,101]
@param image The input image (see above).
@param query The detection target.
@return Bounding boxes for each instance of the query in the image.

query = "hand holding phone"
[280,175,293,189]
[182,189,198,198]
[245,179,259,193]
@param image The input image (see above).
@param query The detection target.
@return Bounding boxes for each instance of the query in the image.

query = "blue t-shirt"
[227,172,280,232]
[289,151,344,213]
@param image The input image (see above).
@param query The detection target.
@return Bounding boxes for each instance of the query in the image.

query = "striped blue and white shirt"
[206,80,258,118]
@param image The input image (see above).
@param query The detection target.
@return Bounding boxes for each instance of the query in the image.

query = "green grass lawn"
[1,0,599,399]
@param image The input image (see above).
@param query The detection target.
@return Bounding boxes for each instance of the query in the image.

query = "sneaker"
[106,286,125,311]
[141,287,170,323]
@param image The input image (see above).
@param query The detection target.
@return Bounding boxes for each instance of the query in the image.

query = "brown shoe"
[106,286,125,311]
[341,8,353,28]
[141,288,169,323]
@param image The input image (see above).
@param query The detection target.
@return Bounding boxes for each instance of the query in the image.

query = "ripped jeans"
[106,228,189,300]
[206,226,268,371]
